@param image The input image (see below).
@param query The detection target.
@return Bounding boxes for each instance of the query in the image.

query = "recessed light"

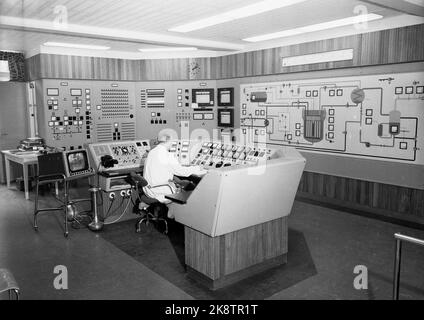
[243,13,383,42]
[0,60,10,81]
[43,42,110,50]
[169,0,307,32]
[138,47,198,52]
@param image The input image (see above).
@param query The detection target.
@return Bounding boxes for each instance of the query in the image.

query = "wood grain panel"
[185,227,221,279]
[298,171,424,222]
[213,24,423,79]
[185,217,288,281]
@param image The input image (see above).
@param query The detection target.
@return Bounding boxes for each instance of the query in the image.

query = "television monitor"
[218,88,234,107]
[62,149,93,179]
[217,108,234,127]
[192,89,214,107]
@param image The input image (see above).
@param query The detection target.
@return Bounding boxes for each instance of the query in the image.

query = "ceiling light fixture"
[243,13,383,42]
[0,60,10,81]
[43,42,110,50]
[138,47,198,52]
[168,0,307,33]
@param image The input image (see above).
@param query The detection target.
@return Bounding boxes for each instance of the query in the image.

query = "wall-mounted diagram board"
[240,72,424,165]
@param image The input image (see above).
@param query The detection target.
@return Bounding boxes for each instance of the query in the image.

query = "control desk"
[165,139,306,290]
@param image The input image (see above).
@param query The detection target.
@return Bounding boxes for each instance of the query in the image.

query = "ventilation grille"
[140,89,165,108]
[96,123,113,142]
[101,89,130,119]
[120,122,136,141]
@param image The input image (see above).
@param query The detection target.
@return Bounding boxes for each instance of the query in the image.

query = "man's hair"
[157,133,171,143]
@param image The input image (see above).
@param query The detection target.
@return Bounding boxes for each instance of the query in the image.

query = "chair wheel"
[34,226,38,231]
[64,232,69,238]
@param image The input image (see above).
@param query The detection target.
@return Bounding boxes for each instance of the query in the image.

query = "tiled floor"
[0,184,423,300]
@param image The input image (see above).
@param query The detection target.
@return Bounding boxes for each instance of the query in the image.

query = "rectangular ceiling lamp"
[0,60,10,81]
[169,0,307,32]
[243,13,383,42]
[139,47,198,52]
[281,49,353,67]
[43,42,110,50]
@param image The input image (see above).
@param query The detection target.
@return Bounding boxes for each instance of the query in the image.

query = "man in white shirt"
[143,134,206,204]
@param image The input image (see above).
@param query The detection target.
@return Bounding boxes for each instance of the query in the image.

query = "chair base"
[136,209,168,234]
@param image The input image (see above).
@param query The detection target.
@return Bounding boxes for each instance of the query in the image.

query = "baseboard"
[187,254,287,291]
[296,192,424,230]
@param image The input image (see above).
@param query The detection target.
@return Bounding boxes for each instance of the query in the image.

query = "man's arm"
[168,153,206,177]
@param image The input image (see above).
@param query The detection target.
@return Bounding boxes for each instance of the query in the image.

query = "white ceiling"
[0,0,423,59]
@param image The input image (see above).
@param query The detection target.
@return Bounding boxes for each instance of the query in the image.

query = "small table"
[1,150,39,200]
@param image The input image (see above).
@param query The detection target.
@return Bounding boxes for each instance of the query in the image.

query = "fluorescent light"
[0,60,10,81]
[0,49,22,53]
[139,47,198,52]
[43,42,110,50]
[169,0,307,32]
[282,49,353,67]
[243,13,383,42]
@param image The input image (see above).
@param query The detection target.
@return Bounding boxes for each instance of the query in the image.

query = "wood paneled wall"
[297,171,424,223]
[26,55,213,81]
[25,24,424,81]
[213,24,424,79]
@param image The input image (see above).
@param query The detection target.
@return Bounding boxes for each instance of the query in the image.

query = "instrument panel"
[88,139,151,171]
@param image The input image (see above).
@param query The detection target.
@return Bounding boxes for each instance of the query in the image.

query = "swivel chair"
[127,172,170,235]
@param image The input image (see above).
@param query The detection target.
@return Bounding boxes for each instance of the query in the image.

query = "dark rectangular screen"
[192,89,214,107]
[217,108,234,127]
[67,151,88,172]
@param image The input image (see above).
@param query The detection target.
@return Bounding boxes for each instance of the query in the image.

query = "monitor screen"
[220,112,231,124]
[217,108,234,127]
[192,89,214,107]
[196,92,210,104]
[218,87,234,106]
[67,151,89,172]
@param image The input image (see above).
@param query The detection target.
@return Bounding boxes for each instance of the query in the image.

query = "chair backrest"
[37,152,66,177]
[127,172,149,188]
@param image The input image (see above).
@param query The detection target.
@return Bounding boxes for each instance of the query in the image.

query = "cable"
[104,195,125,219]
[104,197,132,225]
[103,195,115,218]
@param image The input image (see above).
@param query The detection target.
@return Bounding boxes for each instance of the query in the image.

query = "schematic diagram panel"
[240,72,424,164]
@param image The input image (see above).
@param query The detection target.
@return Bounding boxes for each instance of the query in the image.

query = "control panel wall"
[135,80,218,141]
[36,80,137,150]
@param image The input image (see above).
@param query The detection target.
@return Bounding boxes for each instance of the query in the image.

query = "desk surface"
[165,191,192,204]
[1,150,39,163]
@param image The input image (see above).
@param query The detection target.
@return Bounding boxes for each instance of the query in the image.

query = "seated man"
[143,134,207,205]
